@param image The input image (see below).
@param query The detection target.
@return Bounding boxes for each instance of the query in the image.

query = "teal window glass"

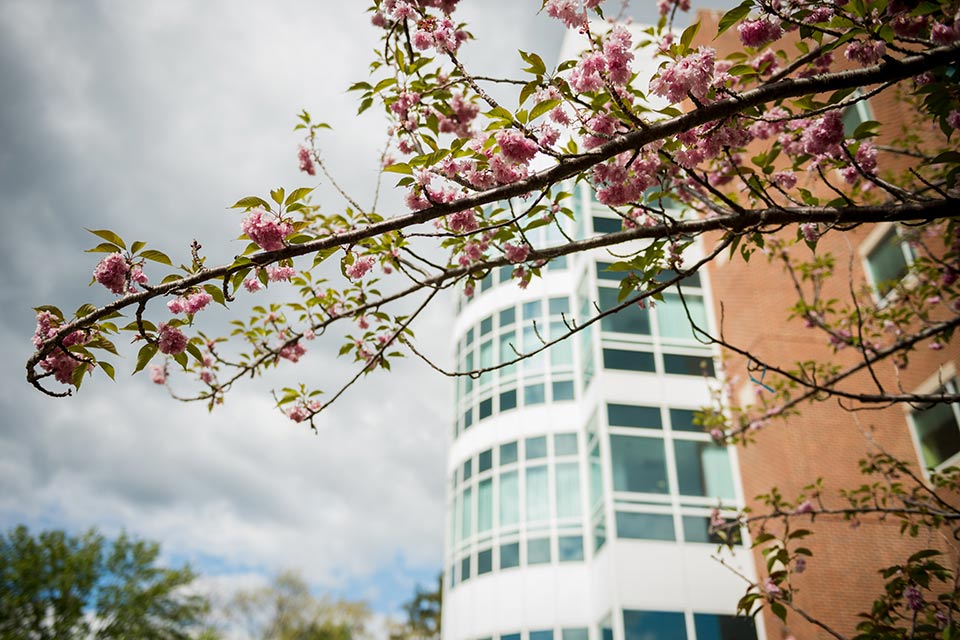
[549,297,570,315]
[553,380,575,401]
[465,327,474,346]
[477,548,492,575]
[563,629,588,640]
[527,537,551,564]
[669,408,700,432]
[526,436,548,459]
[499,542,520,569]
[500,470,520,526]
[654,269,701,287]
[478,449,492,473]
[657,293,708,340]
[616,512,676,540]
[461,487,473,539]
[481,271,494,292]
[593,216,622,233]
[463,459,472,481]
[502,635,521,640]
[479,398,493,420]
[531,631,553,640]
[499,306,516,326]
[498,265,513,283]
[480,339,494,369]
[693,613,757,640]
[555,462,581,519]
[499,330,517,376]
[610,435,669,493]
[558,535,584,562]
[500,389,518,412]
[683,516,742,546]
[460,556,471,582]
[608,404,662,429]
[523,300,542,320]
[674,440,735,499]
[867,227,911,295]
[912,397,960,468]
[623,610,687,640]
[663,354,715,377]
[550,321,574,366]
[463,408,473,430]
[477,479,493,533]
[526,466,550,522]
[594,515,606,551]
[480,315,493,336]
[603,349,656,372]
[555,433,578,455]
[599,288,650,334]
[525,383,546,406]
[500,441,518,465]
[600,615,613,640]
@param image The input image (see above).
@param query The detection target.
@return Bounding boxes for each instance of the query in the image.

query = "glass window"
[555,433,578,456]
[477,548,492,575]
[670,409,700,432]
[479,398,493,420]
[463,459,472,481]
[523,300,542,320]
[911,394,960,469]
[549,296,570,315]
[600,615,613,640]
[558,535,584,562]
[693,613,757,640]
[674,440,735,499]
[599,288,651,334]
[616,512,676,541]
[479,449,493,473]
[610,435,669,494]
[866,226,912,296]
[623,610,687,640]
[556,462,581,519]
[500,389,518,412]
[526,436,548,459]
[500,441,518,465]
[480,315,493,336]
[480,339,494,369]
[609,404,662,429]
[500,471,520,526]
[500,542,520,569]
[550,321,574,366]
[465,327,474,346]
[499,330,517,376]
[553,380,575,401]
[654,269,701,287]
[478,479,493,533]
[527,537,551,564]
[683,515,742,546]
[603,349,656,372]
[841,98,871,137]
[502,635,521,640]
[463,407,473,430]
[657,293,708,340]
[461,487,473,539]
[530,631,553,640]
[460,555,471,582]
[499,306,516,327]
[593,216,622,234]
[563,629,589,640]
[525,383,546,405]
[663,354,715,377]
[481,270,494,292]
[526,466,550,522]
[594,515,607,551]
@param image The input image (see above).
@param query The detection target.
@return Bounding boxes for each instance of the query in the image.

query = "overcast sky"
[0,0,720,629]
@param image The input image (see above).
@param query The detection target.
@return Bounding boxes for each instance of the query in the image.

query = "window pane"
[479,449,492,473]
[599,288,651,334]
[500,441,518,465]
[479,397,493,420]
[623,610,687,640]
[526,436,548,459]
[502,635,521,640]
[616,512,676,541]
[563,629,589,640]
[480,339,494,368]
[461,487,473,539]
[500,542,520,569]
[549,296,570,315]
[610,435,669,493]
[463,459,472,481]
[499,330,516,377]
[525,383,546,405]
[499,306,516,326]
[603,349,656,372]
[553,380,575,401]
[481,270,493,291]
[609,404,662,429]
[477,548,492,575]
[693,613,757,640]
[550,321,574,366]
[868,227,910,294]
[478,479,493,533]
[670,408,700,432]
[460,556,471,582]
[526,466,550,522]
[500,389,518,412]
[658,293,707,340]
[500,471,519,526]
[555,433,578,456]
[527,537,551,564]
[913,401,960,468]
[594,515,607,551]
[559,535,584,562]
[593,216,622,233]
[523,300,542,320]
[556,462,582,519]
[663,354,715,377]
[480,316,493,336]
[600,615,613,640]
[674,440,735,499]
[531,631,553,640]
[683,516,742,546]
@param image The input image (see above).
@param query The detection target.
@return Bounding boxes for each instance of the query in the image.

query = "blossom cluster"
[34,311,88,384]
[241,209,293,252]
[93,253,147,295]
[167,291,213,315]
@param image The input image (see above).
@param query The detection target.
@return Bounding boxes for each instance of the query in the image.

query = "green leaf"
[716,0,753,36]
[86,229,126,250]
[770,601,787,622]
[680,20,701,50]
[173,351,188,369]
[133,343,158,374]
[75,304,97,318]
[130,240,146,255]
[529,99,561,121]
[98,361,116,380]
[230,195,271,210]
[270,188,285,205]
[519,49,546,76]
[284,187,314,206]
[85,242,123,254]
[139,249,173,266]
[382,162,413,175]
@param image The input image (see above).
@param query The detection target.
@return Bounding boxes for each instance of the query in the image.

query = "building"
[441,11,958,640]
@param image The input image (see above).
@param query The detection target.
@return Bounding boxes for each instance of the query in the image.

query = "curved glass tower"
[441,183,763,640]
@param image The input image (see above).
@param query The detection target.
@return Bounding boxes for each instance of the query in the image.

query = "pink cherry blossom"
[287,405,309,423]
[267,266,297,282]
[447,209,479,233]
[845,40,886,65]
[495,130,538,164]
[157,323,187,355]
[346,255,375,279]
[504,242,530,264]
[242,209,293,252]
[93,253,130,295]
[738,18,783,48]
[149,364,167,385]
[298,146,316,175]
[649,47,716,104]
[243,278,262,293]
[279,341,306,363]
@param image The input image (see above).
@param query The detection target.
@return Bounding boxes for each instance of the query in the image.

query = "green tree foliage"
[388,574,442,640]
[0,525,209,640]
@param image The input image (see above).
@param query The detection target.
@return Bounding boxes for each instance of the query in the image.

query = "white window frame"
[860,222,916,302]
[906,363,960,474]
